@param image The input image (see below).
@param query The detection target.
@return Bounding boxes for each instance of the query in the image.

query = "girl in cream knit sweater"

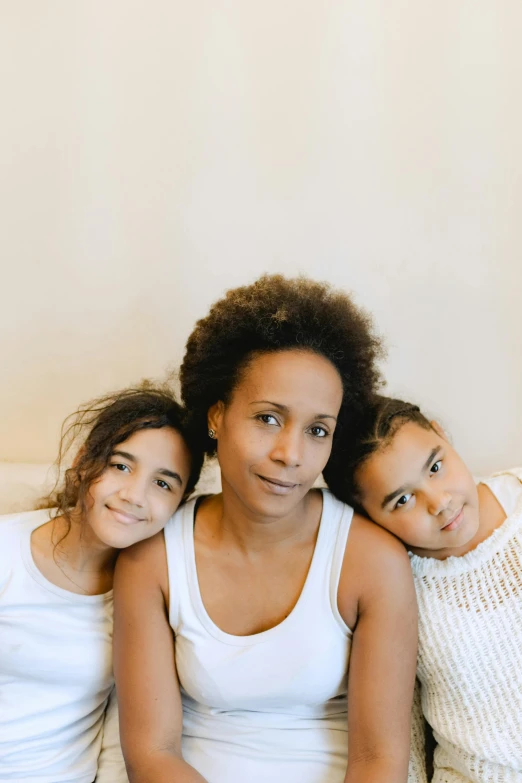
[324,397,522,783]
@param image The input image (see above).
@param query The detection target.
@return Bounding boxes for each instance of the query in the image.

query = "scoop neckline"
[410,481,522,579]
[21,510,113,603]
[185,489,330,646]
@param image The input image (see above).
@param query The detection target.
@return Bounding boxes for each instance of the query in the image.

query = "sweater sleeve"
[408,679,428,783]
[95,688,128,783]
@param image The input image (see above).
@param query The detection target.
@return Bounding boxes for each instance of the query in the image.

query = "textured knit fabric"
[0,509,127,783]
[165,489,354,783]
[408,469,522,783]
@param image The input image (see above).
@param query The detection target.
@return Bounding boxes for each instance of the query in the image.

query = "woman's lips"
[441,507,464,532]
[257,475,299,495]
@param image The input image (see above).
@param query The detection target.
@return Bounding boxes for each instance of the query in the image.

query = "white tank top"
[0,510,114,782]
[164,489,354,783]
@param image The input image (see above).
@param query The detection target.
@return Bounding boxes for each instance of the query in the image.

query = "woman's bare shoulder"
[348,511,410,562]
[115,529,169,599]
[118,528,166,565]
[339,512,414,625]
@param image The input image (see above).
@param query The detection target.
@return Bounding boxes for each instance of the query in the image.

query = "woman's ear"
[207,401,225,437]
[430,420,447,440]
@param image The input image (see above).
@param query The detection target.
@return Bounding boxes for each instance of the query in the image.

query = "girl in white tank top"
[0,385,201,783]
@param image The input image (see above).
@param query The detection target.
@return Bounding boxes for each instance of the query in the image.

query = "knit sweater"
[408,469,522,783]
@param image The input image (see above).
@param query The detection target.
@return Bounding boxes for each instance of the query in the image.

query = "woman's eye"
[309,426,328,438]
[257,414,279,425]
[430,459,442,475]
[394,493,412,509]
[155,479,171,491]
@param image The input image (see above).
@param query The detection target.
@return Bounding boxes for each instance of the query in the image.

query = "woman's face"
[84,426,192,549]
[209,349,344,519]
[355,422,480,558]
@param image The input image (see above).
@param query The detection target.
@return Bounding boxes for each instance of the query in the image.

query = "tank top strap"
[315,490,354,630]
[165,491,355,636]
[163,497,198,631]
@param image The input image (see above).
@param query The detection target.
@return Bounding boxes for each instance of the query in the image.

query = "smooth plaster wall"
[1,1,521,474]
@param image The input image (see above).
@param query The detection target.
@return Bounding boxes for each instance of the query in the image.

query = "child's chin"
[98,527,143,550]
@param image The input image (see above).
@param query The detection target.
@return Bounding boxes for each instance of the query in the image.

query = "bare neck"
[31,512,118,595]
[199,483,323,555]
[50,513,118,573]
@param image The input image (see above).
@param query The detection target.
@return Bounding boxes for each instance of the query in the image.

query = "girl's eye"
[430,459,442,475]
[394,493,412,509]
[111,462,130,473]
[155,479,171,491]
[309,426,328,438]
[257,414,279,426]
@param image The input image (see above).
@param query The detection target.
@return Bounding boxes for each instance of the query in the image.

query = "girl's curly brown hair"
[42,384,204,537]
[180,274,385,482]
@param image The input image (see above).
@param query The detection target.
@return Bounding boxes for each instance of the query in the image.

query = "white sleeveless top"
[164,489,354,783]
[0,509,122,783]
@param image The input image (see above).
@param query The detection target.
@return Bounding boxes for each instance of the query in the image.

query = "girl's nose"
[118,477,146,507]
[427,488,452,517]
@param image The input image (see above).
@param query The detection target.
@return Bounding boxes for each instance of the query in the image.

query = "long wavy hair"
[41,383,204,540]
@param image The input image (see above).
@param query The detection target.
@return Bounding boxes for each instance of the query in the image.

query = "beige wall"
[1,1,521,474]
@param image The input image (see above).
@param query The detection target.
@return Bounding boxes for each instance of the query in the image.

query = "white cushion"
[0,463,55,515]
[192,460,222,495]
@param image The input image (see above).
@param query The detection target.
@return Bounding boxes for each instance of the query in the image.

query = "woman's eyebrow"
[381,446,442,509]
[250,400,337,421]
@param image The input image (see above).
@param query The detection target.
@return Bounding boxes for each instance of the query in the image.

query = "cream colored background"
[1,2,521,474]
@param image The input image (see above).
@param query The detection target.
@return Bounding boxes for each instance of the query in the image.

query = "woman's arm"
[95,688,128,782]
[407,680,429,783]
[113,532,207,783]
[339,515,418,783]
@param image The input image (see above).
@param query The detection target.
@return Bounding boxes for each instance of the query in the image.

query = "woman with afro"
[114,275,417,783]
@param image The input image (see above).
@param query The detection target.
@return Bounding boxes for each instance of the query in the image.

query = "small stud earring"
[208,428,216,439]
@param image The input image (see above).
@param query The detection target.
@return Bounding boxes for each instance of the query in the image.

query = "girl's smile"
[440,506,465,532]
[356,421,480,559]
[85,426,192,549]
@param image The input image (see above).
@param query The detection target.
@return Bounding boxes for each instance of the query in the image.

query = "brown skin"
[32,427,192,595]
[356,421,507,560]
[114,350,418,782]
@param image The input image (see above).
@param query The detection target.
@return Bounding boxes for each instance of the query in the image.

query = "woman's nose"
[270,429,303,467]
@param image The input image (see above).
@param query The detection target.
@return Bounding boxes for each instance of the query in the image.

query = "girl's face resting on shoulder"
[208,349,344,518]
[355,421,480,558]
[84,426,192,549]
